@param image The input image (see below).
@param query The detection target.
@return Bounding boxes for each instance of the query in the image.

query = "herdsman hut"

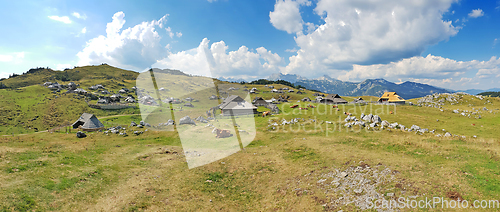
[378,92,405,104]
[252,97,268,106]
[72,113,105,131]
[218,95,257,116]
[319,94,348,104]
[351,97,366,104]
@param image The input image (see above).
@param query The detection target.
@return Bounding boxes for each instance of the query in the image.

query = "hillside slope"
[0,64,139,89]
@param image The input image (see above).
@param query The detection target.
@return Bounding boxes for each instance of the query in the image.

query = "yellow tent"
[378,92,405,104]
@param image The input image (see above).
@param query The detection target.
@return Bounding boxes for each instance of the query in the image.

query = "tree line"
[478,91,500,97]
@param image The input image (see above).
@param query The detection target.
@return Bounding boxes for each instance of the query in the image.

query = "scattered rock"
[340,172,348,178]
[76,131,86,138]
[179,116,196,125]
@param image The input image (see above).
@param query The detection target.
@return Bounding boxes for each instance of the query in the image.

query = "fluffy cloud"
[0,55,14,62]
[77,12,173,71]
[48,15,72,24]
[56,64,73,70]
[152,38,283,80]
[81,27,87,34]
[165,27,182,39]
[280,0,460,76]
[468,9,484,18]
[269,0,311,34]
[337,55,500,89]
[0,52,24,63]
[0,72,9,79]
[72,12,87,20]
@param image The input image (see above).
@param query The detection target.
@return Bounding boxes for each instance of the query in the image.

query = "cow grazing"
[215,129,233,138]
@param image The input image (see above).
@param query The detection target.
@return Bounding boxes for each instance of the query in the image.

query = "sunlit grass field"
[0,91,499,211]
[1,65,500,211]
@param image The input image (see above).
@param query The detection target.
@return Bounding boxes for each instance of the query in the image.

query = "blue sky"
[0,0,499,90]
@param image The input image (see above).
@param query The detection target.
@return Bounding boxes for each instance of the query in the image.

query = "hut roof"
[252,97,268,105]
[72,113,104,130]
[321,94,348,104]
[219,95,245,109]
[378,92,405,102]
[221,101,256,110]
[218,95,257,110]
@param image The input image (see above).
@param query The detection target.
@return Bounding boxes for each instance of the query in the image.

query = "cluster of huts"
[69,84,407,134]
[43,81,138,105]
[93,85,136,104]
[213,85,407,117]
[43,81,87,95]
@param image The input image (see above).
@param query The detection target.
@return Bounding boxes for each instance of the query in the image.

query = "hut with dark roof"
[319,94,348,104]
[71,113,105,131]
[218,95,257,116]
[351,97,367,104]
[301,97,311,102]
[252,97,268,106]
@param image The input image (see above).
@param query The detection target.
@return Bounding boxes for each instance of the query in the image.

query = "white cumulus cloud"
[269,0,311,34]
[0,55,14,62]
[336,55,500,90]
[77,12,172,71]
[278,0,460,77]
[468,9,484,18]
[72,12,87,20]
[0,72,9,79]
[0,52,24,63]
[48,15,72,24]
[81,27,87,34]
[152,38,284,80]
[56,64,73,70]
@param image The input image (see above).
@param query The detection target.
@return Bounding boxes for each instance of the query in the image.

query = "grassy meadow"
[0,66,500,211]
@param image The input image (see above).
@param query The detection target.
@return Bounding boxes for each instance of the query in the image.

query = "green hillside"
[1,65,499,211]
[0,65,141,135]
[0,64,138,89]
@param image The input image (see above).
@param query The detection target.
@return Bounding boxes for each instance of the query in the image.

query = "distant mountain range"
[267,73,307,83]
[217,76,246,83]
[262,73,500,98]
[454,88,500,95]
[232,73,443,99]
